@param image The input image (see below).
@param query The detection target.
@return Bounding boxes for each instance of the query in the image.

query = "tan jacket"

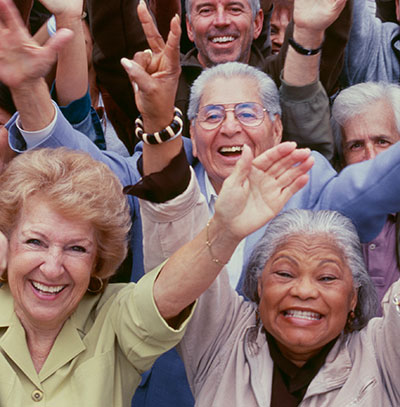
[0,270,191,406]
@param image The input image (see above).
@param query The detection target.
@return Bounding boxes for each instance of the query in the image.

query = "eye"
[319,275,337,282]
[376,138,391,146]
[228,6,243,14]
[205,111,223,122]
[26,238,42,246]
[70,245,87,253]
[271,25,279,35]
[348,142,363,151]
[275,271,293,279]
[237,110,257,120]
[198,6,213,16]
[201,106,224,123]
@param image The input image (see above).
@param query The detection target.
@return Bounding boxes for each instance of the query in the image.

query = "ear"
[186,15,195,42]
[257,278,263,301]
[253,9,264,40]
[190,123,198,157]
[351,287,358,310]
[272,114,283,145]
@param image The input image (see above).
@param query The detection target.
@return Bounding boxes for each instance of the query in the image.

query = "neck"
[276,342,321,368]
[210,178,223,195]
[15,310,63,373]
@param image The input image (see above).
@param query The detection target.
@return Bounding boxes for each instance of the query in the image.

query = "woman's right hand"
[214,142,314,242]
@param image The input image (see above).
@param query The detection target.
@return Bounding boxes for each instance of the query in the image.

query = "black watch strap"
[288,38,323,56]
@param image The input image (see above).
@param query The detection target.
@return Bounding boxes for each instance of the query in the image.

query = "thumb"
[223,144,254,189]
[45,28,74,55]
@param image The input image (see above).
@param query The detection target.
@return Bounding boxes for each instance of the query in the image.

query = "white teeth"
[212,36,234,43]
[285,310,321,320]
[220,146,243,153]
[32,281,64,294]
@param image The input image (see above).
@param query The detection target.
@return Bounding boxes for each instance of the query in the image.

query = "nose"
[39,247,64,279]
[219,110,242,137]
[290,276,319,300]
[214,6,230,26]
[364,142,377,160]
[277,30,285,49]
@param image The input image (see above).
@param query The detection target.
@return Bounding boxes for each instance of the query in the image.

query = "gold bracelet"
[206,219,227,266]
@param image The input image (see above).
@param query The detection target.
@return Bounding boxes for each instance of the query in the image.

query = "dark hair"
[0,82,16,116]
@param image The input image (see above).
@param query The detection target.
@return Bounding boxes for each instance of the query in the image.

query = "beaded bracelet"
[135,107,183,145]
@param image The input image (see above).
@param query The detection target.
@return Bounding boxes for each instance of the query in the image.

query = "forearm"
[153,216,240,320]
[142,138,183,175]
[11,79,55,131]
[282,25,323,86]
[54,13,88,105]
[279,77,333,159]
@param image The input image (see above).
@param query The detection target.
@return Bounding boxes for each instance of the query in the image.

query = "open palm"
[0,0,72,89]
[215,143,313,240]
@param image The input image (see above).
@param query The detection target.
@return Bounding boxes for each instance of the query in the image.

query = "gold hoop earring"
[346,309,356,332]
[87,275,104,294]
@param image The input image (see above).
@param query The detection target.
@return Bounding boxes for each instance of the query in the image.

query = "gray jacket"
[342,0,400,85]
[140,172,400,407]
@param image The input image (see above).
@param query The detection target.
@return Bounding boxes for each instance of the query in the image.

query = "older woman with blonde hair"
[0,147,193,406]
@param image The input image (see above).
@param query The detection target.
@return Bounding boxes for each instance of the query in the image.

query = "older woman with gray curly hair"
[144,183,400,405]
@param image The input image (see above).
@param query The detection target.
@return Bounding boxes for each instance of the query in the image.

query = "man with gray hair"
[176,0,353,159]
[332,81,400,312]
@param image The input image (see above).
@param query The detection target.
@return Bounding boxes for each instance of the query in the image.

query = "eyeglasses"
[196,102,267,130]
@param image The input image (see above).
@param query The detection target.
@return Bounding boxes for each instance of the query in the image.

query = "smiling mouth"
[211,36,235,44]
[284,310,321,321]
[31,281,65,295]
[219,146,243,156]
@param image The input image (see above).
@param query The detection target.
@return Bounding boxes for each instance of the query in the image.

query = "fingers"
[121,57,153,94]
[222,144,254,190]
[278,155,314,188]
[133,49,153,74]
[0,0,25,32]
[280,173,310,201]
[161,13,181,75]
[137,0,165,53]
[253,142,311,181]
[277,155,314,200]
[252,141,298,172]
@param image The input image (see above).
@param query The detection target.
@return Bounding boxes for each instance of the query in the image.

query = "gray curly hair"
[243,209,378,331]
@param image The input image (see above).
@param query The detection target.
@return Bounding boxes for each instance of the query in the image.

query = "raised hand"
[0,0,72,90]
[214,142,314,241]
[293,0,347,33]
[121,0,181,134]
